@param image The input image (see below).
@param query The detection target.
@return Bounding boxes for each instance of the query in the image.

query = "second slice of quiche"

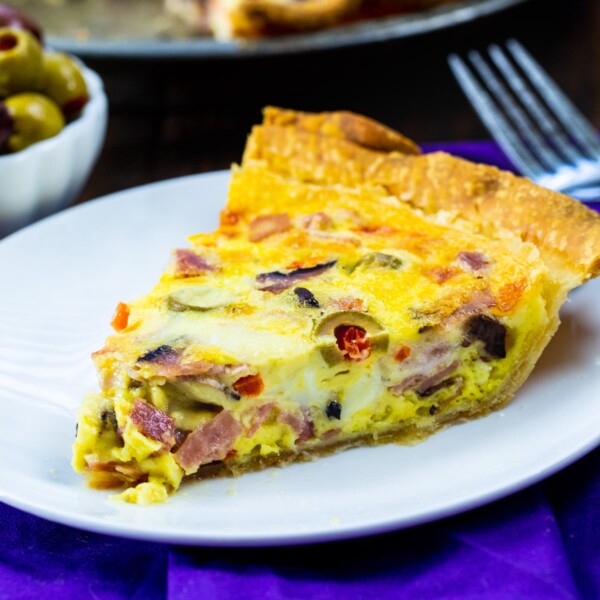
[73,108,600,503]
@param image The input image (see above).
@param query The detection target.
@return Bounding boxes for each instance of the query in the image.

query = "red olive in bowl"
[0,3,43,42]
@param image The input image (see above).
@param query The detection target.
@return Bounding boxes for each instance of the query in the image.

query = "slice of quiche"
[73,108,600,504]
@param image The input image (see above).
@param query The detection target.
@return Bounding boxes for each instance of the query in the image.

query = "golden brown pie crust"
[244,106,600,290]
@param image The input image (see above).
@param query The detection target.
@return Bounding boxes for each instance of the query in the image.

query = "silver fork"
[448,40,600,202]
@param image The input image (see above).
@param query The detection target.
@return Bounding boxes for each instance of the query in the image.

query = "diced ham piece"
[150,361,231,379]
[176,360,248,378]
[426,265,460,284]
[248,214,291,242]
[321,428,341,441]
[301,212,333,231]
[174,249,215,277]
[457,251,490,273]
[114,463,144,479]
[246,402,277,437]
[440,289,497,328]
[310,230,362,246]
[136,345,249,380]
[388,343,453,396]
[85,457,117,472]
[175,411,243,472]
[415,360,460,395]
[256,261,336,293]
[388,373,424,396]
[278,408,314,443]
[84,460,131,490]
[329,297,365,312]
[130,399,175,447]
[389,360,460,397]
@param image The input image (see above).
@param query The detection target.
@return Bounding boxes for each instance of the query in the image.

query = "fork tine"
[507,39,600,160]
[448,54,545,179]
[468,48,564,172]
[487,44,584,167]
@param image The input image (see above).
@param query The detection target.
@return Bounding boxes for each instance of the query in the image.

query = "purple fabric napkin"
[2,141,599,600]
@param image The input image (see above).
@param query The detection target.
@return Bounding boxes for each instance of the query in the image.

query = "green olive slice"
[315,310,384,336]
[347,252,403,274]
[315,311,389,365]
[168,286,236,312]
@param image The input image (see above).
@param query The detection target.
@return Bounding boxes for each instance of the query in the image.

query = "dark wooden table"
[79,0,600,203]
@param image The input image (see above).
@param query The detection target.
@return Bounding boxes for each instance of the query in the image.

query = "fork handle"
[536,167,600,199]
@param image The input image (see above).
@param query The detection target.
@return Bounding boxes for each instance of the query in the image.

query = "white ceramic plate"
[1,171,599,547]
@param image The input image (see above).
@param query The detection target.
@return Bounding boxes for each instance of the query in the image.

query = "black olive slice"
[256,261,336,293]
[294,287,320,308]
[325,400,342,420]
[137,344,178,363]
[465,315,507,358]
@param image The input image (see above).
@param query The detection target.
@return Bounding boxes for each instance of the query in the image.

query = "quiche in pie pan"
[72,107,600,504]
[165,0,458,38]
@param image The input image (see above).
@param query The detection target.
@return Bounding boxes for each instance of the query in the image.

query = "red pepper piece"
[334,325,371,361]
[233,374,265,397]
[111,302,130,332]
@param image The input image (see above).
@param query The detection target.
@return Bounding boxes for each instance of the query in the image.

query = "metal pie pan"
[14,0,529,59]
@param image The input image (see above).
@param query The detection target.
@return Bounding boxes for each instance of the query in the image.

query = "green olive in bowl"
[2,92,64,153]
[0,59,107,237]
[0,27,43,97]
[41,52,90,119]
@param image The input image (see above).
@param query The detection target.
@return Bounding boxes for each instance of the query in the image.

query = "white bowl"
[0,62,108,237]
